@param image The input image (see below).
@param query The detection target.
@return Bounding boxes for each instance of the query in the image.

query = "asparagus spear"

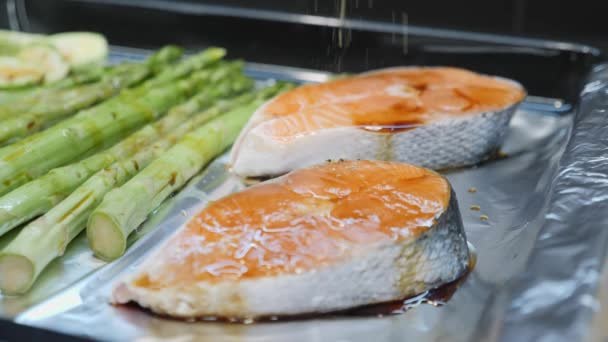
[0,51,200,144]
[87,83,292,260]
[0,68,251,236]
[145,45,183,74]
[141,48,226,89]
[0,66,105,105]
[0,86,254,294]
[45,65,107,88]
[0,61,217,197]
[0,65,112,118]
[0,47,181,122]
[0,144,165,294]
[0,45,191,126]
[0,45,180,118]
[0,66,153,145]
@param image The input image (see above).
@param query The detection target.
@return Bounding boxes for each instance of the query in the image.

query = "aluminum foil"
[3,56,605,341]
[500,63,608,342]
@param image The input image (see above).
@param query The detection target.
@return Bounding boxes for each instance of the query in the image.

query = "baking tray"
[0,50,583,341]
[1,2,607,341]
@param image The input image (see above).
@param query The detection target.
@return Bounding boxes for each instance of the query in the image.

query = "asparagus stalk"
[0,85,254,294]
[0,65,110,118]
[0,68,251,236]
[0,66,105,105]
[141,47,226,89]
[0,47,181,122]
[0,66,152,145]
[44,65,107,89]
[87,83,292,260]
[0,49,218,144]
[0,144,165,294]
[145,45,183,74]
[0,60,216,197]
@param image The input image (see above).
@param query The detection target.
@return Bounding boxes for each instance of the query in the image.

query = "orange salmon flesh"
[256,67,525,140]
[133,160,451,289]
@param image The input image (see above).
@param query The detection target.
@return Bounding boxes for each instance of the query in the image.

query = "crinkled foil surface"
[3,53,608,342]
[501,63,608,342]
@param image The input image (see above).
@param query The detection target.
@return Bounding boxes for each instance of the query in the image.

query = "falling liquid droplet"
[401,12,409,55]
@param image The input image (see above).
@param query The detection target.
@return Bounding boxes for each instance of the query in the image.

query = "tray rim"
[0,57,576,342]
[110,44,574,115]
[53,0,603,57]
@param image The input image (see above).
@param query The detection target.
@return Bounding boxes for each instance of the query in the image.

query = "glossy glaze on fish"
[231,67,526,177]
[112,160,469,319]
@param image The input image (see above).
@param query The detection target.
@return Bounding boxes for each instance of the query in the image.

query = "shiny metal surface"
[2,52,605,341]
[14,106,571,342]
[501,63,608,342]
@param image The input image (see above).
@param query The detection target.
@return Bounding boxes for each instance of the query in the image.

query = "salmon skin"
[231,67,526,177]
[112,160,469,319]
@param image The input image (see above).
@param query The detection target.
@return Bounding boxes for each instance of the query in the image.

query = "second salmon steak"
[231,67,525,177]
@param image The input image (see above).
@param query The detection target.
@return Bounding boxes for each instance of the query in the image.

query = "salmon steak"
[231,67,526,177]
[112,160,470,319]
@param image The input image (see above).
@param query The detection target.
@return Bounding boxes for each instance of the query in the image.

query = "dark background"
[169,0,608,52]
[0,0,605,52]
[0,0,602,103]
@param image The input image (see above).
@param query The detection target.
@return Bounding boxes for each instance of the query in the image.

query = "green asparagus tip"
[147,45,184,73]
[208,61,245,82]
[202,47,227,62]
[181,47,227,73]
[227,59,245,71]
